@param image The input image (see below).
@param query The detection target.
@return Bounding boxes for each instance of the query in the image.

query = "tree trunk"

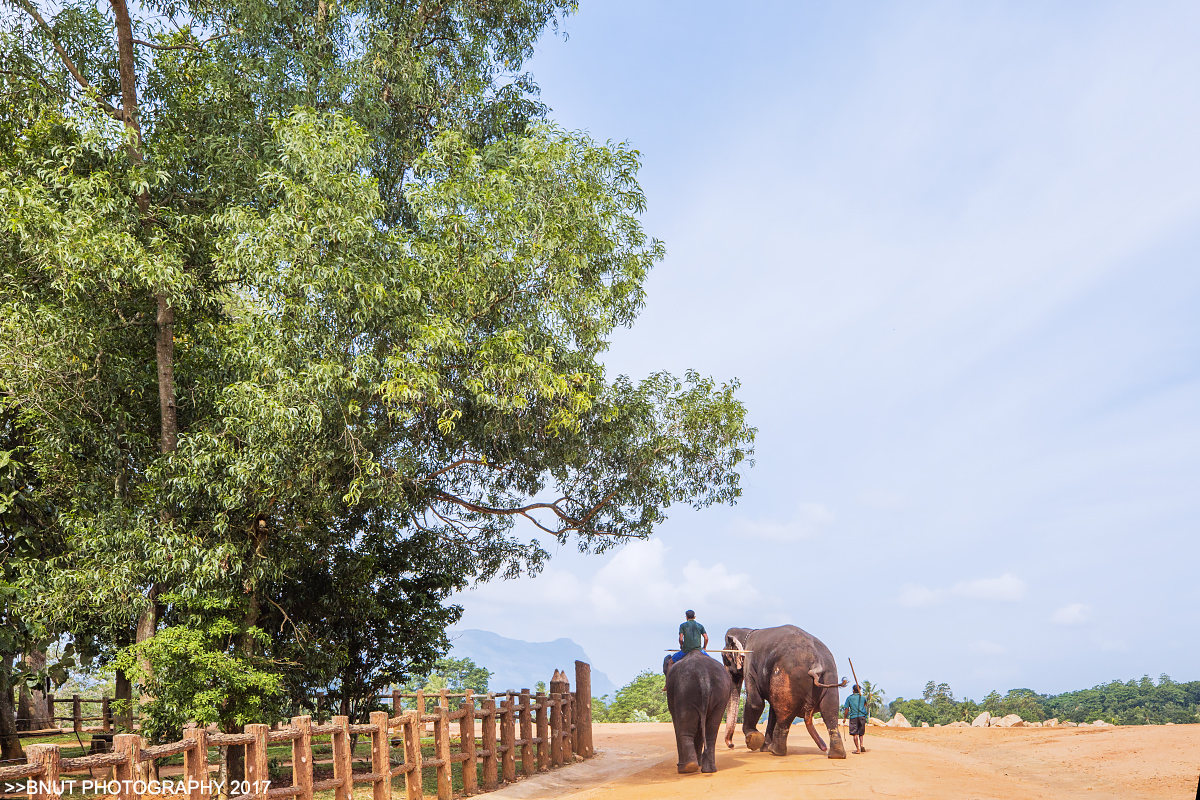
[0,654,25,760]
[115,668,134,732]
[18,649,51,730]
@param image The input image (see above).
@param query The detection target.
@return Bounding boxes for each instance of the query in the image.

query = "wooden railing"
[1,661,594,800]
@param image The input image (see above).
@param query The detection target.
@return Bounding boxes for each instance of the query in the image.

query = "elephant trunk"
[723,681,741,748]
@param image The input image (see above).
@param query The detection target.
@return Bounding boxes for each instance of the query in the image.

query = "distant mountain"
[448,629,618,698]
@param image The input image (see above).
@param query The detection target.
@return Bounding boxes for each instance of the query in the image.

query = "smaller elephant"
[663,651,733,773]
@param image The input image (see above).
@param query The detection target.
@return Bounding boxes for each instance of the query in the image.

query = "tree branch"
[13,0,120,119]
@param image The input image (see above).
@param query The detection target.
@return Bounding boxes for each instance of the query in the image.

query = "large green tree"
[0,0,755,746]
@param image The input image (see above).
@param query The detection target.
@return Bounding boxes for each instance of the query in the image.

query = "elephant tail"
[809,665,849,689]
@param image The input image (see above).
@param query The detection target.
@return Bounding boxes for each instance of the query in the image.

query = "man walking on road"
[673,610,709,662]
[843,684,868,753]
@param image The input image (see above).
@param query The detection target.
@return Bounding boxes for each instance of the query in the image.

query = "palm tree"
[860,680,886,718]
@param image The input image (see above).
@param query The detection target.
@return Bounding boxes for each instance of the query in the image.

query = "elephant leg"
[819,688,847,759]
[804,709,828,753]
[701,704,723,773]
[763,706,778,749]
[675,718,700,773]
[742,684,767,752]
[767,710,795,757]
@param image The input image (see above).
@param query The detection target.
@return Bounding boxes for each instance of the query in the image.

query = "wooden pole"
[316,693,325,724]
[113,733,139,800]
[26,743,60,800]
[369,711,392,800]
[45,695,54,729]
[534,692,548,772]
[574,661,592,758]
[499,694,516,784]
[548,692,562,768]
[519,690,533,777]
[434,703,450,800]
[480,696,497,791]
[392,690,402,718]
[291,716,313,800]
[102,696,111,733]
[72,695,81,733]
[183,726,208,800]
[401,712,422,800]
[458,691,477,796]
[562,679,573,758]
[245,724,270,800]
[331,716,353,800]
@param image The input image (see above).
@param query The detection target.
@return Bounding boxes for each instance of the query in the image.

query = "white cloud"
[732,502,835,543]
[972,640,1007,655]
[1051,603,1091,626]
[897,573,1027,607]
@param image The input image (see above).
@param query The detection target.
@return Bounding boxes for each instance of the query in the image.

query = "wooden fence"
[0,661,595,800]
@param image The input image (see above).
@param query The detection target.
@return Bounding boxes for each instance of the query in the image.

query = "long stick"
[848,658,860,688]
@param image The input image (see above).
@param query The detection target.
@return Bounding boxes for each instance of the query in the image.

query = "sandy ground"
[491,721,1200,800]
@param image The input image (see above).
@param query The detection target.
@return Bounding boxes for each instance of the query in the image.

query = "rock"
[886,712,911,728]
[1092,720,1109,727]
[948,721,970,727]
[995,714,1023,728]
[868,717,887,726]
[1029,721,1041,727]
[1064,721,1078,727]
[922,722,929,728]
[1166,722,1175,726]
[934,723,941,728]
[1044,718,1058,727]
[971,711,992,727]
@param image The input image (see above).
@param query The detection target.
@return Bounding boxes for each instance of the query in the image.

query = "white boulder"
[886,712,911,728]
[1092,720,1110,727]
[995,714,1023,728]
[922,722,929,728]
[1044,718,1058,727]
[868,717,886,727]
[971,712,992,728]
[948,721,970,727]
[1064,721,1078,727]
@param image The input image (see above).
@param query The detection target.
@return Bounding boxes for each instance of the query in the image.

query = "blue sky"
[452,1,1200,704]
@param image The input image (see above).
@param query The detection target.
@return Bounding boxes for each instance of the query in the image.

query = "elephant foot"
[768,740,788,757]
[701,763,717,773]
[827,730,847,760]
[745,731,765,751]
[679,762,700,774]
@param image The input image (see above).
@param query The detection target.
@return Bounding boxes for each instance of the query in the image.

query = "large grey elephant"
[663,651,733,773]
[722,625,848,759]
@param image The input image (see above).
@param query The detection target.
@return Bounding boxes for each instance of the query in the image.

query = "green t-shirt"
[843,694,867,718]
[679,620,706,651]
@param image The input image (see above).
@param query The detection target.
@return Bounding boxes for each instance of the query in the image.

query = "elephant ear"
[725,634,747,672]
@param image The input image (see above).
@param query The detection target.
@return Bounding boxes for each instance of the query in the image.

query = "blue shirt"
[843,694,867,718]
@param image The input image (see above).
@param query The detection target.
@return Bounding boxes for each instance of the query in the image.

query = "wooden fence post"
[101,696,111,733]
[414,691,424,737]
[401,711,422,800]
[71,695,81,733]
[480,696,497,791]
[183,726,208,800]
[458,691,476,796]
[574,661,593,758]
[534,692,548,772]
[369,710,392,800]
[563,679,574,758]
[434,703,450,800]
[518,690,532,777]
[291,716,313,800]
[26,743,60,800]
[331,716,353,800]
[500,694,515,784]
[113,733,139,800]
[245,724,270,800]
[548,692,561,768]
[45,695,54,730]
[392,690,402,718]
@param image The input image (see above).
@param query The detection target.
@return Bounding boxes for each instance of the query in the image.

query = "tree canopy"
[0,0,755,747]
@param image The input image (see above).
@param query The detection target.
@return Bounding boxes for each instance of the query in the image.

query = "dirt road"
[493,722,1200,800]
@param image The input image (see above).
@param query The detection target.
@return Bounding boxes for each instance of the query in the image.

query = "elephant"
[662,650,733,773]
[722,625,848,759]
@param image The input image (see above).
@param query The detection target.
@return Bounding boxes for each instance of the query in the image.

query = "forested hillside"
[888,675,1200,726]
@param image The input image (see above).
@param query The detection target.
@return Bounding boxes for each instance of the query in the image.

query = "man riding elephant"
[662,649,732,773]
[722,625,848,759]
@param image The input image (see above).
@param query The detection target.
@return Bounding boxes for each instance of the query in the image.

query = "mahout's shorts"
[848,716,866,736]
